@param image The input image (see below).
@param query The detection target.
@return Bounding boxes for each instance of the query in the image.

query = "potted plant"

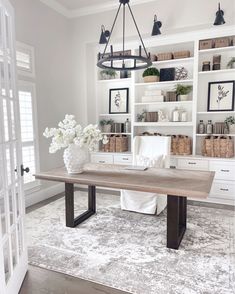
[227,57,235,69]
[100,69,117,80]
[225,116,235,134]
[175,84,193,101]
[100,119,114,133]
[142,67,160,83]
[137,109,147,122]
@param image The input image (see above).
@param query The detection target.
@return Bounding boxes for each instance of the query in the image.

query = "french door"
[0,0,28,293]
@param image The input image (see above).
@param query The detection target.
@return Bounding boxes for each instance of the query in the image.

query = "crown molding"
[40,0,157,18]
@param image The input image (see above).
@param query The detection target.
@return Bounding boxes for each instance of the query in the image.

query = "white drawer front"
[210,181,235,200]
[210,161,235,181]
[178,159,209,171]
[114,155,132,165]
[90,154,113,164]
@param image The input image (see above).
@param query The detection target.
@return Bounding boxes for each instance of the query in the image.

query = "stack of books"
[141,89,164,103]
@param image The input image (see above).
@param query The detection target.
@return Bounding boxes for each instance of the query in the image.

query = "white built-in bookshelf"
[92,26,235,206]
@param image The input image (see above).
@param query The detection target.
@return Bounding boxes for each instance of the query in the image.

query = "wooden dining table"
[34,164,215,250]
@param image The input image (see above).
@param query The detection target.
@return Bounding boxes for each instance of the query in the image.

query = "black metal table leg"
[65,183,96,228]
[167,195,187,249]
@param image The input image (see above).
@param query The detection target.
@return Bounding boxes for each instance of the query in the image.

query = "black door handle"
[15,165,30,176]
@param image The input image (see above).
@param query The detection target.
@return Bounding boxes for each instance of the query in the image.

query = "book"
[142,95,164,103]
[144,90,163,96]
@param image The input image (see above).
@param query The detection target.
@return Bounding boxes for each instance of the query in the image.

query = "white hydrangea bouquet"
[43,115,108,174]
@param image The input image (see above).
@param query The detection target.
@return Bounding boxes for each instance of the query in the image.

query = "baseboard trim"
[25,183,64,208]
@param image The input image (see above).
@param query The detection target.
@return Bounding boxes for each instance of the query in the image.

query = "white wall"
[71,0,235,124]
[9,0,80,200]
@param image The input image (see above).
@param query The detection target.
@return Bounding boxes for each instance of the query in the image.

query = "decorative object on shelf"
[198,120,205,134]
[99,25,111,44]
[113,122,124,133]
[158,110,169,122]
[227,57,235,69]
[171,135,192,155]
[208,80,235,112]
[175,84,192,101]
[173,50,190,59]
[156,52,172,61]
[160,67,175,82]
[225,116,235,134]
[231,36,235,46]
[165,91,177,102]
[120,70,129,79]
[214,122,228,134]
[100,119,114,133]
[214,37,229,48]
[175,67,188,80]
[124,118,131,133]
[151,15,162,36]
[142,67,160,83]
[150,54,157,62]
[43,115,108,174]
[172,107,180,122]
[202,61,211,72]
[145,112,158,122]
[137,109,147,122]
[199,39,213,50]
[202,136,234,158]
[206,120,213,134]
[213,3,225,26]
[212,54,221,70]
[181,109,188,122]
[109,88,129,114]
[100,69,117,80]
[97,0,152,71]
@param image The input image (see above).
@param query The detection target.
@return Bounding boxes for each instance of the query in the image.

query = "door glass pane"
[0,195,6,236]
[15,188,21,217]
[19,90,34,142]
[8,189,14,226]
[5,147,11,185]
[22,145,35,184]
[3,98,9,141]
[5,13,10,53]
[17,220,23,256]
[11,229,18,268]
[10,100,16,139]
[3,240,11,283]
[0,61,6,96]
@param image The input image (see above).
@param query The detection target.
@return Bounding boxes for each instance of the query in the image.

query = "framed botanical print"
[208,81,235,112]
[109,88,129,114]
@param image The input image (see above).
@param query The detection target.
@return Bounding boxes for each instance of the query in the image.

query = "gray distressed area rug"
[26,191,235,294]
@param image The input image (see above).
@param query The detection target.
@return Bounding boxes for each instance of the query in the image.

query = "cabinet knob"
[220,169,229,173]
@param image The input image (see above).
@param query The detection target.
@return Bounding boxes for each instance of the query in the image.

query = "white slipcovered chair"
[121,136,171,215]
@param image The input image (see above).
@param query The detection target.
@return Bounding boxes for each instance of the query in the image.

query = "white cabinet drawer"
[210,161,235,181]
[90,154,113,164]
[178,159,208,171]
[114,155,132,165]
[210,181,235,200]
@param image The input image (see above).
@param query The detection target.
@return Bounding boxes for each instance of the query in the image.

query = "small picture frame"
[208,81,235,112]
[109,88,129,114]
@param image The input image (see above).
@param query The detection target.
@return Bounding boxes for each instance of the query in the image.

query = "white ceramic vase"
[63,144,89,174]
[178,94,189,101]
[229,124,235,134]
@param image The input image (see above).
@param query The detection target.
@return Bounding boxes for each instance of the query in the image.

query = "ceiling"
[39,0,156,18]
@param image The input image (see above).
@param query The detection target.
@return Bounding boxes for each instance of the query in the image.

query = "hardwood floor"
[20,265,129,294]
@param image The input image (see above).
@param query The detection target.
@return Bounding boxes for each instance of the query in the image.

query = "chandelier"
[97,0,152,71]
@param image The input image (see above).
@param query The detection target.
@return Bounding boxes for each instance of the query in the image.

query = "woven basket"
[199,39,213,50]
[202,136,234,158]
[173,50,190,59]
[115,136,128,153]
[109,136,116,152]
[214,37,230,48]
[171,135,192,155]
[157,52,173,61]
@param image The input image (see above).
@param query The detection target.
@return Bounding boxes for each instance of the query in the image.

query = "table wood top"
[34,164,215,199]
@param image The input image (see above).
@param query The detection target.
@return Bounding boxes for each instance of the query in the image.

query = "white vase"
[178,94,189,101]
[63,144,89,174]
[229,124,235,134]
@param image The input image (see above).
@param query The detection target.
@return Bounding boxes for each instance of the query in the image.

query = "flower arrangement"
[43,114,108,153]
[225,116,235,125]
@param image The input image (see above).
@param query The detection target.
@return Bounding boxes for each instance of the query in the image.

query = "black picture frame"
[109,88,129,114]
[208,80,235,112]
